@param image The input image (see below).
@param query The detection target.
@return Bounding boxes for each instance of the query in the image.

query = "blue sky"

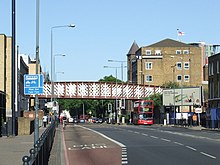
[1,0,220,81]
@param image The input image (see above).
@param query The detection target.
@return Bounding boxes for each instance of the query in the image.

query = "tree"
[162,81,179,88]
[99,75,123,83]
[57,75,121,118]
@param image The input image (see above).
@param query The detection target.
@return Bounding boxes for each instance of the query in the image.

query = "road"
[62,123,220,165]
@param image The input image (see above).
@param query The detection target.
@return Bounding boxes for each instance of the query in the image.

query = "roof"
[146,38,194,47]
[127,41,139,55]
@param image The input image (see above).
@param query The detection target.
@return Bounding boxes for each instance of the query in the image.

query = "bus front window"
[140,107,152,112]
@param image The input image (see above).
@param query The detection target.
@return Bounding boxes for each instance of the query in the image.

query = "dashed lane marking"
[200,152,216,159]
[186,146,197,151]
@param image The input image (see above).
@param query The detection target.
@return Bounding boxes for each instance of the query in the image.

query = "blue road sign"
[24,74,44,95]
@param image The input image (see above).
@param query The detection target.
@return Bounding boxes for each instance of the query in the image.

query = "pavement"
[0,126,48,165]
[0,124,219,165]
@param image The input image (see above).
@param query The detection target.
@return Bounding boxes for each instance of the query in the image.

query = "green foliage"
[57,75,123,118]
[57,98,114,118]
[145,93,162,108]
[99,75,123,83]
[162,81,180,88]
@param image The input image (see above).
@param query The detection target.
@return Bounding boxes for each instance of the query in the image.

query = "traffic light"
[116,100,120,110]
[121,98,125,109]
[108,103,112,113]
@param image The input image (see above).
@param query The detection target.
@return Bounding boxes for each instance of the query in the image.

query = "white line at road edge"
[78,125,126,148]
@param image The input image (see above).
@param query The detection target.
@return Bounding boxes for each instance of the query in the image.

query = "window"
[211,62,214,75]
[184,75,190,82]
[184,62,189,70]
[177,75,182,81]
[217,61,219,74]
[176,50,181,54]
[145,62,152,70]
[146,75,152,82]
[176,62,182,70]
[218,79,220,97]
[155,50,161,55]
[146,50,151,55]
[183,50,189,54]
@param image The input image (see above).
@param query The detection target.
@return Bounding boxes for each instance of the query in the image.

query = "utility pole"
[11,0,16,136]
[34,0,40,143]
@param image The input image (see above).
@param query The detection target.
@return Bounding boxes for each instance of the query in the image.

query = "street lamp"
[108,60,126,82]
[104,66,120,123]
[51,24,75,102]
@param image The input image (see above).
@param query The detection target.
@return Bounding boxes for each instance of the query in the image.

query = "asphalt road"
[62,124,122,165]
[61,123,220,165]
[74,124,220,165]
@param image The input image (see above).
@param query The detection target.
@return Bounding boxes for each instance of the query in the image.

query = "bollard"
[30,148,36,159]
[22,156,30,165]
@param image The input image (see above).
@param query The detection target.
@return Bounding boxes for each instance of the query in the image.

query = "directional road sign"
[24,74,44,95]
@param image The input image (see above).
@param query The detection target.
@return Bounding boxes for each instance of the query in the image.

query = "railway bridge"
[37,81,163,100]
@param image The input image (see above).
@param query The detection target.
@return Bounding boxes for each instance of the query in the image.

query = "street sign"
[24,74,44,95]
[195,108,202,113]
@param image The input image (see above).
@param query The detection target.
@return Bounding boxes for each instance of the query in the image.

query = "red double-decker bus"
[133,100,154,125]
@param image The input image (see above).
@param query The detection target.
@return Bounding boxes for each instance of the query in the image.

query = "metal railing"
[22,120,56,165]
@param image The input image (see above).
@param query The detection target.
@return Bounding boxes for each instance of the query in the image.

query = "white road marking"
[142,133,148,136]
[78,125,126,147]
[174,142,184,146]
[186,146,197,151]
[161,138,171,142]
[150,135,159,139]
[122,161,128,164]
[200,152,216,159]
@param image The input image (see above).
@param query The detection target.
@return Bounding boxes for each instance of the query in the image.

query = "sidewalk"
[48,125,63,165]
[0,126,47,165]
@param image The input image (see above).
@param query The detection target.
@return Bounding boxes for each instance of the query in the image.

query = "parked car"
[97,118,103,124]
[91,117,97,123]
[73,118,79,123]
[68,117,74,123]
[79,119,86,123]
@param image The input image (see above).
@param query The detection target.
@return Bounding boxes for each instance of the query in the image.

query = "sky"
[1,0,220,82]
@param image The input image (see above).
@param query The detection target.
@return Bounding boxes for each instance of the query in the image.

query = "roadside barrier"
[22,120,56,165]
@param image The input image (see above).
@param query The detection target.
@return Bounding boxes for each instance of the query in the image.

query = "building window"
[184,75,190,82]
[176,50,181,54]
[146,50,151,55]
[183,50,189,54]
[217,61,219,74]
[176,62,182,70]
[218,79,220,97]
[177,75,182,81]
[184,62,189,70]
[211,62,214,75]
[145,62,152,70]
[155,50,161,55]
[146,75,152,82]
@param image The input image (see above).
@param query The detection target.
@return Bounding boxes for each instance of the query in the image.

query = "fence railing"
[22,120,56,165]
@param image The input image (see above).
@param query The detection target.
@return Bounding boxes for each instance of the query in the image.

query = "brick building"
[128,38,204,87]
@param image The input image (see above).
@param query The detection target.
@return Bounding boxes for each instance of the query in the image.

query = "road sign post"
[24,74,44,95]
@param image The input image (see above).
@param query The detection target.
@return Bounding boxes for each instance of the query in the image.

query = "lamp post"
[108,60,126,82]
[104,66,120,123]
[180,57,183,113]
[51,24,75,103]
[171,64,176,124]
